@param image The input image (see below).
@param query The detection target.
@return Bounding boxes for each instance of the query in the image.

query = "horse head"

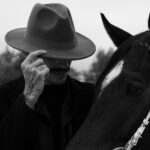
[66,14,150,150]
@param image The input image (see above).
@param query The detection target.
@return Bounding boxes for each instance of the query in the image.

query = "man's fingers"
[40,67,50,77]
[31,58,44,67]
[25,50,47,63]
[32,65,49,85]
[37,66,50,79]
[33,67,49,87]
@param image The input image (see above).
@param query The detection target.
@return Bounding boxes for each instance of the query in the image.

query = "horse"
[66,14,150,150]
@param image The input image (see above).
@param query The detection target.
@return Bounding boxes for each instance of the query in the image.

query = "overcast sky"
[0,0,150,71]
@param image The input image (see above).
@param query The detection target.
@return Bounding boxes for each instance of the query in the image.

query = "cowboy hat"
[5,3,96,60]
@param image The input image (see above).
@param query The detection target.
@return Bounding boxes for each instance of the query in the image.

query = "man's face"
[43,57,72,85]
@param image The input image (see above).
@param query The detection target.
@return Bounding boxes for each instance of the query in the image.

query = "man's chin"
[45,77,67,86]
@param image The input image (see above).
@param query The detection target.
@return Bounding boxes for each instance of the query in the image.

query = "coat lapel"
[36,98,52,121]
[35,76,73,126]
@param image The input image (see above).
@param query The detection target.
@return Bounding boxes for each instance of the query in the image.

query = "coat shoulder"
[0,76,24,104]
[0,77,24,120]
[0,76,24,92]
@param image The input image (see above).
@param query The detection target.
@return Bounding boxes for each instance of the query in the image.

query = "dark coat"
[0,76,95,150]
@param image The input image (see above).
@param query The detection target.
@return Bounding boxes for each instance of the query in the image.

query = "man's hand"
[21,50,49,109]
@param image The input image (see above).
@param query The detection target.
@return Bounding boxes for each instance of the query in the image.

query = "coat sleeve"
[0,84,39,150]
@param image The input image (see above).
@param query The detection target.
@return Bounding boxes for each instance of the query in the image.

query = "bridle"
[113,109,150,150]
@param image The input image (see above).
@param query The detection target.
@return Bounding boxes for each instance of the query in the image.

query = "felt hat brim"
[5,28,96,60]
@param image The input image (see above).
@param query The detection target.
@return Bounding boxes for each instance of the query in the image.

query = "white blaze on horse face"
[101,60,124,92]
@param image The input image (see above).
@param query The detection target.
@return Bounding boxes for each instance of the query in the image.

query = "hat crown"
[5,3,95,60]
[26,3,76,45]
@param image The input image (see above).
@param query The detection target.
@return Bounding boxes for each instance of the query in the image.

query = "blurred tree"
[0,46,22,85]
[69,68,83,81]
[83,47,114,83]
[69,47,114,83]
[82,47,114,83]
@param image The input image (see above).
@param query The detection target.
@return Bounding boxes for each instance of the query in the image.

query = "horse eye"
[126,81,144,97]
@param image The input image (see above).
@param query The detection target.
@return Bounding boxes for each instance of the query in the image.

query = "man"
[0,3,96,150]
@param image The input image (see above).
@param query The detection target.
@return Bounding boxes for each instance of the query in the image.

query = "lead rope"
[114,110,150,150]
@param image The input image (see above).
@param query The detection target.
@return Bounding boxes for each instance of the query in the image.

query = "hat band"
[24,32,77,49]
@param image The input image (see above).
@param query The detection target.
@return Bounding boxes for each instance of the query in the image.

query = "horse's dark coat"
[66,14,150,150]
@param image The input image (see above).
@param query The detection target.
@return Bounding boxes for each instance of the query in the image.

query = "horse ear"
[100,13,132,47]
[148,13,150,29]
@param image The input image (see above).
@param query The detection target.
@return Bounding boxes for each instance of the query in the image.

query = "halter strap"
[114,109,150,150]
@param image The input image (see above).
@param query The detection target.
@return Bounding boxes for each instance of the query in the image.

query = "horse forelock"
[98,60,124,98]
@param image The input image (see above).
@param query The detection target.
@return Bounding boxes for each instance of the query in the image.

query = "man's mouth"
[50,67,70,74]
